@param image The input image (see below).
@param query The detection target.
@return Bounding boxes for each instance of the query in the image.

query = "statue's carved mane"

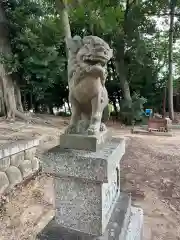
[65,35,113,135]
[67,35,112,87]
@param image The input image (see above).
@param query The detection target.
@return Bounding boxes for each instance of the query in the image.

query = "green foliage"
[4,0,68,106]
[57,111,71,117]
[1,0,180,121]
[119,93,147,125]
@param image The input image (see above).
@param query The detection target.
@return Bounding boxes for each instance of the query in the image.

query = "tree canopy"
[0,0,180,122]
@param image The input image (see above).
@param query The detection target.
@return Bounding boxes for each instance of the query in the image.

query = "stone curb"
[0,138,40,159]
[0,138,40,198]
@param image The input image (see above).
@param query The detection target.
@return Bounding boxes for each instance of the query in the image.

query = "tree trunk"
[67,100,71,114]
[55,0,72,115]
[47,104,54,114]
[0,3,27,121]
[34,102,40,113]
[117,94,121,110]
[55,0,71,45]
[163,86,167,117]
[0,79,5,116]
[14,81,23,112]
[0,97,5,116]
[116,58,131,103]
[64,103,67,114]
[168,0,176,120]
[115,0,132,104]
[112,98,118,115]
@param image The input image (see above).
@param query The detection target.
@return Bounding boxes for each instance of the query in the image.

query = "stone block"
[0,156,10,171]
[42,138,125,236]
[19,160,33,178]
[60,130,111,152]
[55,177,102,235]
[37,193,144,240]
[10,151,25,167]
[0,171,9,195]
[41,176,55,206]
[124,207,144,240]
[42,138,125,183]
[6,166,23,187]
[0,138,39,159]
[25,147,37,160]
[31,157,40,172]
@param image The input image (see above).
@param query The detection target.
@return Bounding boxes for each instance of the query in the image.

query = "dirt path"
[120,136,180,240]
[109,124,180,239]
[1,116,180,239]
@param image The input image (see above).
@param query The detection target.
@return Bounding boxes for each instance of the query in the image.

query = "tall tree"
[0,2,26,120]
[168,0,176,120]
[115,0,132,105]
[55,0,72,48]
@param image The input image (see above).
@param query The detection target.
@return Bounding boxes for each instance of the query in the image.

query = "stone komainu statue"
[66,35,113,135]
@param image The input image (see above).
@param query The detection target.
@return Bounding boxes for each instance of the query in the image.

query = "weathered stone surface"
[37,193,143,240]
[60,130,111,151]
[6,166,23,186]
[0,156,10,171]
[42,138,125,183]
[31,157,40,172]
[55,177,102,235]
[65,35,113,136]
[0,138,39,159]
[19,160,33,178]
[101,166,120,232]
[42,176,55,206]
[10,151,25,167]
[42,138,125,236]
[25,146,37,160]
[124,207,144,240]
[0,171,9,195]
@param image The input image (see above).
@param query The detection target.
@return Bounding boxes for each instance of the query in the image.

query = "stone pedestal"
[37,193,144,240]
[41,130,143,240]
[42,137,125,236]
[60,130,111,152]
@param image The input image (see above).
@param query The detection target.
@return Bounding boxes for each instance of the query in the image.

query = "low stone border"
[0,138,40,197]
[140,124,180,130]
[132,128,173,137]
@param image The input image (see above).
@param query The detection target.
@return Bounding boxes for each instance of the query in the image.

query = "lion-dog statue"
[65,35,113,135]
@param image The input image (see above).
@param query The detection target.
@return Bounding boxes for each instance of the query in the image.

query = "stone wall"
[0,138,40,197]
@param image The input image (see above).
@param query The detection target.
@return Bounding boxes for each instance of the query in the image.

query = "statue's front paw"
[65,124,77,134]
[87,124,99,135]
[100,123,107,132]
[77,120,89,134]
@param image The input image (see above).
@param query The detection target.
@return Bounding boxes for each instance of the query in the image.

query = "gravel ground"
[120,134,180,240]
[1,116,180,239]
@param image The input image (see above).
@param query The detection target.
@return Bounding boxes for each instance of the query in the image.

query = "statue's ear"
[67,35,82,53]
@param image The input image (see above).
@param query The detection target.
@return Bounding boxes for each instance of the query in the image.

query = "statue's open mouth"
[84,58,106,67]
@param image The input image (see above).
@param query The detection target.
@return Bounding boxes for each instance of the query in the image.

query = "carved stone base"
[37,193,144,240]
[41,138,125,236]
[60,130,111,152]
